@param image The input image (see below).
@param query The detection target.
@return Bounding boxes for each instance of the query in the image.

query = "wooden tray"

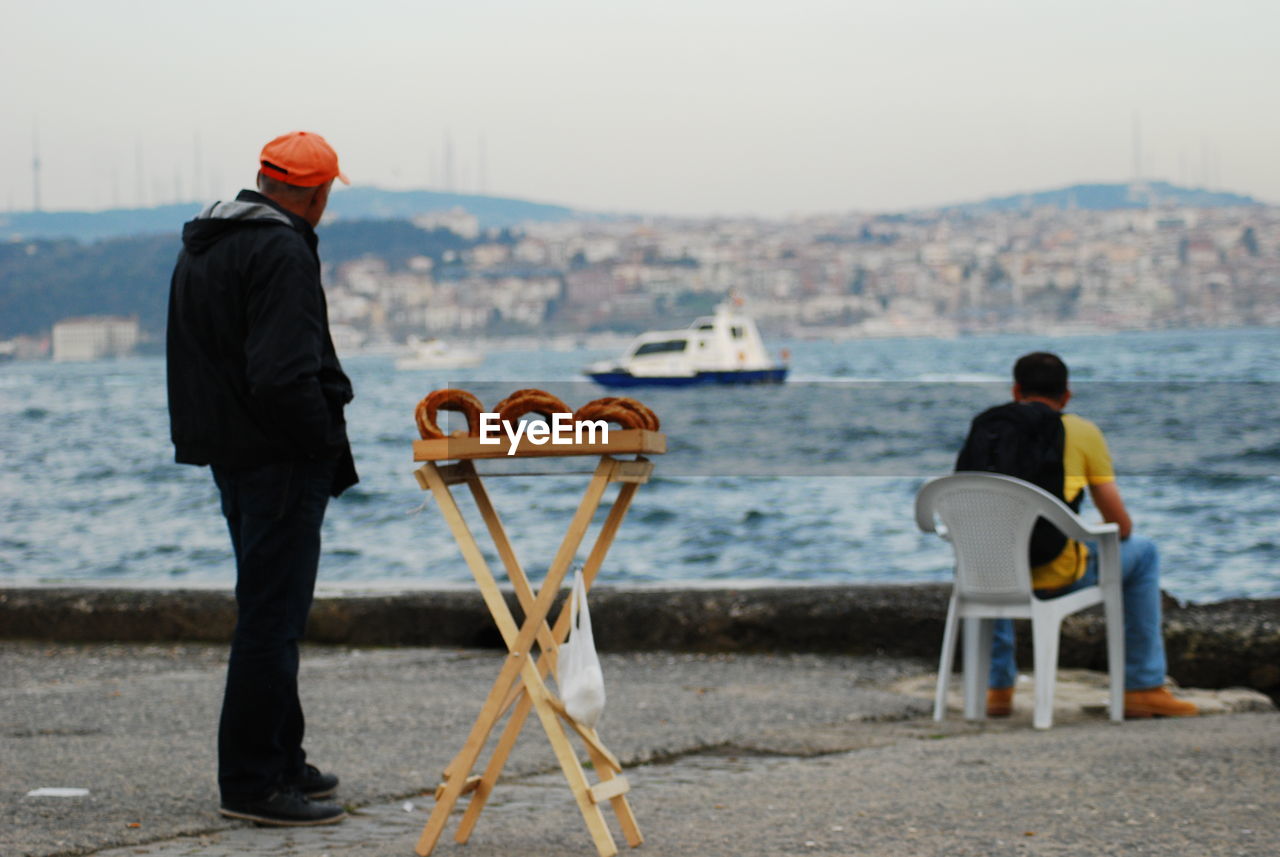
[413,428,666,462]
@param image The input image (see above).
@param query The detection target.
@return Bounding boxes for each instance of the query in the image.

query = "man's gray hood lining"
[197,200,293,226]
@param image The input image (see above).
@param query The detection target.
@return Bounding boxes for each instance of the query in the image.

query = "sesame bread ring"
[492,388,553,415]
[577,397,659,431]
[573,400,648,430]
[415,388,484,439]
[495,389,571,425]
[610,397,660,431]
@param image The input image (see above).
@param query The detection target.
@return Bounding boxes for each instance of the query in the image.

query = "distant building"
[413,208,480,240]
[52,316,140,362]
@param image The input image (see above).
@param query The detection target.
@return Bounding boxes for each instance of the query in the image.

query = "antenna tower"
[136,141,146,207]
[31,124,42,212]
[444,131,455,193]
[1129,110,1150,206]
[194,132,203,201]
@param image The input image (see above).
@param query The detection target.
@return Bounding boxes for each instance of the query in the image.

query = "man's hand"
[1089,480,1132,540]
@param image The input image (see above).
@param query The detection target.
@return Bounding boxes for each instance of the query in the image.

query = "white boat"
[584,299,788,387]
[395,337,484,370]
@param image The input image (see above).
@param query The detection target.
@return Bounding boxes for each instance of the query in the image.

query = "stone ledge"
[1,585,1277,701]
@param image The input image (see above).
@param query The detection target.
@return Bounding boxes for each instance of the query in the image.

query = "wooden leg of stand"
[550,479,642,643]
[488,457,615,660]
[467,476,559,661]
[524,664,619,857]
[416,652,528,857]
[419,461,521,643]
[492,478,643,708]
[416,457,649,856]
[418,460,617,854]
[416,465,536,856]
[546,696,621,772]
[455,684,534,843]
[583,735,643,848]
[450,464,616,841]
[461,472,644,838]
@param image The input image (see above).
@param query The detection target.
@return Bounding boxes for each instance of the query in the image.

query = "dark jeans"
[212,457,336,802]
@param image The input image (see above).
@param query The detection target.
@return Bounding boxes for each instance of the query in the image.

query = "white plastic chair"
[915,472,1125,729]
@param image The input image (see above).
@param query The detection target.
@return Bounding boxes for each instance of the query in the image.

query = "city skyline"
[3,0,1277,217]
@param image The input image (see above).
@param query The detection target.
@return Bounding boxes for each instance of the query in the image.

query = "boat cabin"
[584,299,786,386]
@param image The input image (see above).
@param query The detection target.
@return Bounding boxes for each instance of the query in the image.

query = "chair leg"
[961,617,991,721]
[1031,615,1061,730]
[1103,589,1125,723]
[934,599,960,721]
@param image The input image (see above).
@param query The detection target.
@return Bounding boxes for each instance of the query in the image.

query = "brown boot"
[1124,687,1199,719]
[986,687,1014,717]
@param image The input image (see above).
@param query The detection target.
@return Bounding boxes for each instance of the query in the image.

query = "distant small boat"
[395,337,484,370]
[584,299,788,387]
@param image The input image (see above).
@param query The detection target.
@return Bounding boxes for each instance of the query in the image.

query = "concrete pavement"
[2,641,1275,857]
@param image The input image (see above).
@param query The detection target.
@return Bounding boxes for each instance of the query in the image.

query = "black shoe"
[219,788,347,827]
[295,764,339,800]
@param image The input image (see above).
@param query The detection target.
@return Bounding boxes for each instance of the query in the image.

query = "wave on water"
[1239,443,1280,461]
[2,331,1278,600]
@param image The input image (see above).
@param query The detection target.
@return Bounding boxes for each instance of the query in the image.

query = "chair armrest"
[1089,526,1123,589]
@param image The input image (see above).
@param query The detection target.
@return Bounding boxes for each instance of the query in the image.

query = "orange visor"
[259,131,350,187]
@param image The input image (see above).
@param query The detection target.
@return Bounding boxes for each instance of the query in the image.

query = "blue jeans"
[988,534,1167,691]
[212,457,336,802]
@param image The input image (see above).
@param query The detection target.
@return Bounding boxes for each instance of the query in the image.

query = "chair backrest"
[915,472,1095,604]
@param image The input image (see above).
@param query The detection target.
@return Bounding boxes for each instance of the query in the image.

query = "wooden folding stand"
[411,428,666,857]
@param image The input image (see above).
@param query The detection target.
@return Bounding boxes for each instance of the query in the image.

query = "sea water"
[1,327,1276,603]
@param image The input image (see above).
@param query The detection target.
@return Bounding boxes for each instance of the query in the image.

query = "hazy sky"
[3,0,1276,216]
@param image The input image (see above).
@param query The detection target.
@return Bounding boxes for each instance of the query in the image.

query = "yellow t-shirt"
[1031,413,1116,590]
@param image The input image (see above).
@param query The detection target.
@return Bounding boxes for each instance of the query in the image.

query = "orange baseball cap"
[259,131,350,187]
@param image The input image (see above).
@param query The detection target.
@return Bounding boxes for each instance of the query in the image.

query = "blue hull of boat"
[586,367,789,388]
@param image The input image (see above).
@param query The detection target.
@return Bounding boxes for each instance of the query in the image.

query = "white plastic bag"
[557,567,606,729]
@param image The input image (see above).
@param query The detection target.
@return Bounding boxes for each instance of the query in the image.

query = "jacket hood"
[180,195,296,255]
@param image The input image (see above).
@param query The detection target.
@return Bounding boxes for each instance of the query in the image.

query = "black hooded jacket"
[166,189,357,495]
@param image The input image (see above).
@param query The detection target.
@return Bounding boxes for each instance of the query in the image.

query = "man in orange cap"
[167,131,356,826]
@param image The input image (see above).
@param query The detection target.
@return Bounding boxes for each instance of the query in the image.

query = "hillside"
[942,181,1261,213]
[0,187,576,243]
[0,222,480,340]
[329,187,574,227]
[4,181,1264,245]
[2,179,1270,341]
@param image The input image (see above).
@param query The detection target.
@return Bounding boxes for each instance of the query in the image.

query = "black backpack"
[955,401,1081,566]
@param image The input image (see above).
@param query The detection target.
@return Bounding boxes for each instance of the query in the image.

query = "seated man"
[978,352,1198,719]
